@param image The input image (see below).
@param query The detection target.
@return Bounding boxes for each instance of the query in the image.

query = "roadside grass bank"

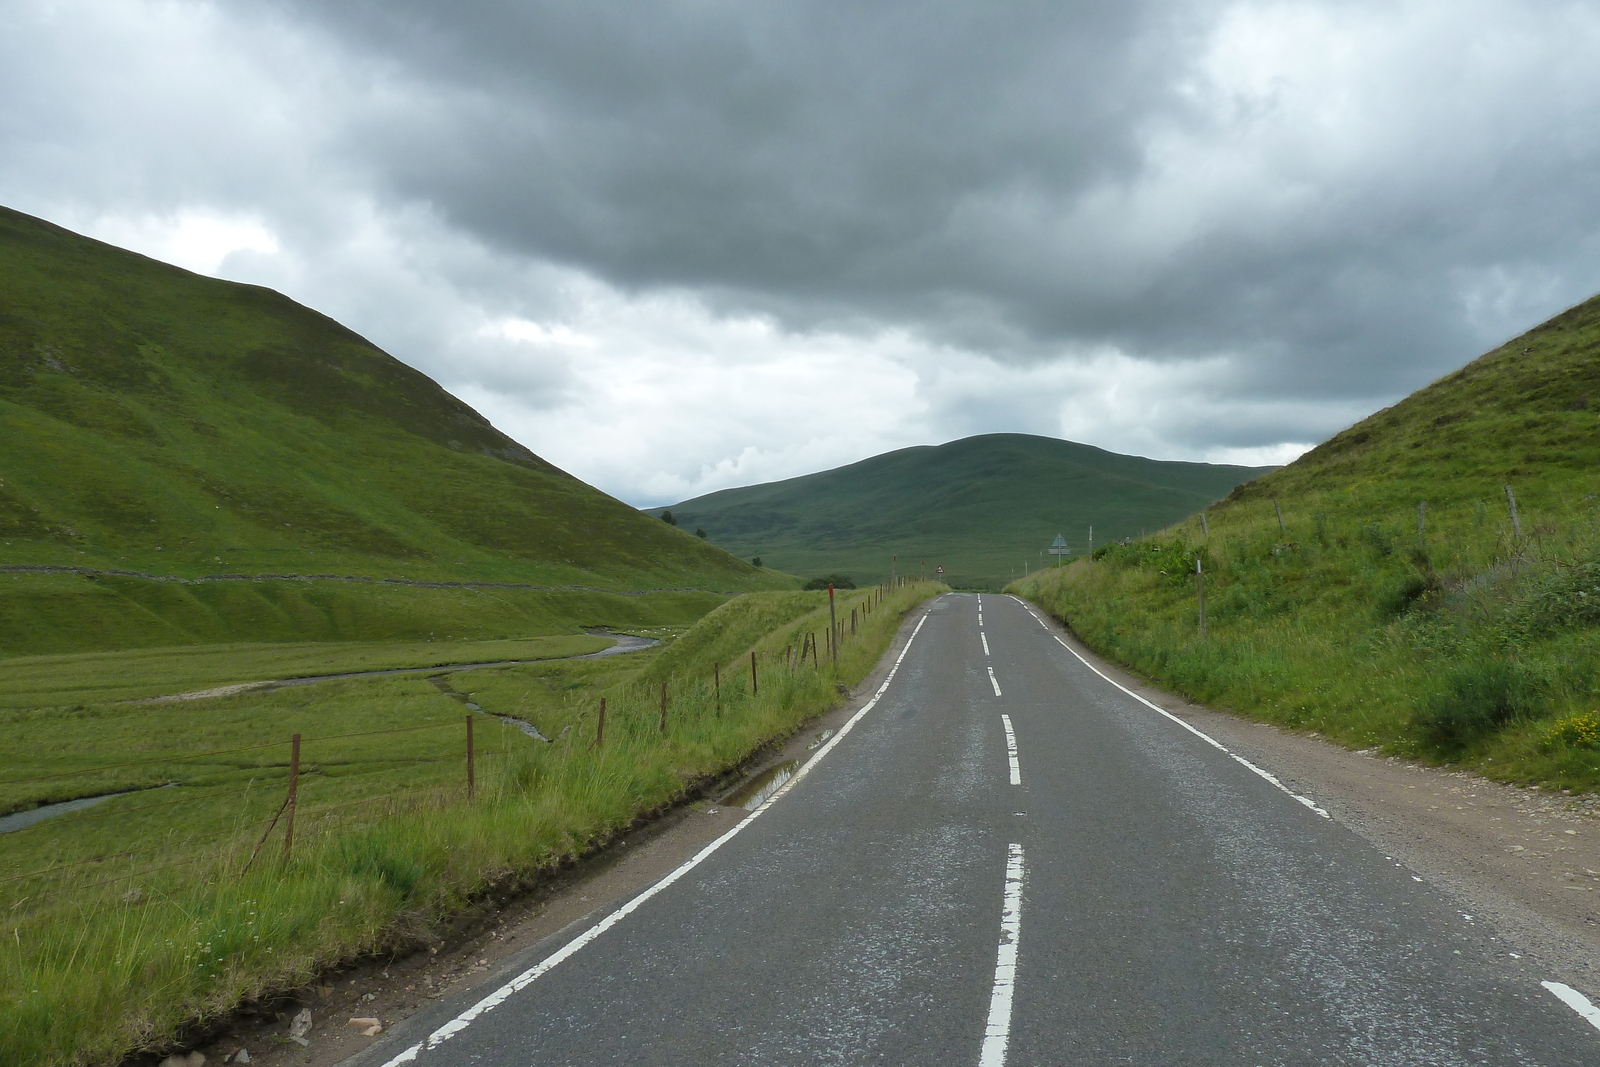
[0,582,942,1066]
[0,571,732,657]
[1011,485,1600,795]
[1011,293,1600,795]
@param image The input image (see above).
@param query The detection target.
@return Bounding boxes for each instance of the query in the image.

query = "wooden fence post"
[594,697,606,749]
[1505,484,1522,538]
[828,585,839,666]
[714,661,721,710]
[1418,500,1427,538]
[282,733,300,861]
[750,650,758,696]
[1196,557,1207,639]
[466,715,475,799]
[659,681,668,733]
[1274,500,1286,534]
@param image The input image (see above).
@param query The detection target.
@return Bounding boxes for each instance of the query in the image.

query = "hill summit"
[653,433,1273,589]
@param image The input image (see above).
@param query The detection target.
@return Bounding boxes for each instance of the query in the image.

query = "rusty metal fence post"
[282,733,300,861]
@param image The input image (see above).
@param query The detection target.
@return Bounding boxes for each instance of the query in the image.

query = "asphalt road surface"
[361,593,1600,1066]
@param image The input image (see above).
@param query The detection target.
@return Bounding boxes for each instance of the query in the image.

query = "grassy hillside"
[1013,292,1600,791]
[651,433,1272,589]
[0,206,785,652]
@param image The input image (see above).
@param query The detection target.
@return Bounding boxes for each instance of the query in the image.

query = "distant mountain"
[651,434,1273,589]
[0,205,778,599]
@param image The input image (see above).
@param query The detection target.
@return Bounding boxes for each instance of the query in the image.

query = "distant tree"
[694,527,707,539]
[752,556,762,567]
[660,510,676,526]
[803,574,856,590]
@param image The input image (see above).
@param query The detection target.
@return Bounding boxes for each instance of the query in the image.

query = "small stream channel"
[10,632,661,832]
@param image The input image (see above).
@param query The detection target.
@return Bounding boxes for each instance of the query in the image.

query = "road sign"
[1049,534,1070,566]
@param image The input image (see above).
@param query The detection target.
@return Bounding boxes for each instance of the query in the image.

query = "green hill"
[0,206,784,652]
[1014,292,1600,791]
[652,433,1273,589]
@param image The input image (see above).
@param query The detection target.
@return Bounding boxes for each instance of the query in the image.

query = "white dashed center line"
[978,842,1025,1067]
[987,666,1002,697]
[981,632,991,657]
[1000,713,1021,785]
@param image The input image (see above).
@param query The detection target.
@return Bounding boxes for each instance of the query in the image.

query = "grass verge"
[1009,488,1600,793]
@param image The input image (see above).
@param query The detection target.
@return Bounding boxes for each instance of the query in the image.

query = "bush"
[1544,712,1600,750]
[803,575,856,590]
[1413,660,1547,753]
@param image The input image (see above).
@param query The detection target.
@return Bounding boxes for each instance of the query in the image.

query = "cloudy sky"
[5,1,1600,505]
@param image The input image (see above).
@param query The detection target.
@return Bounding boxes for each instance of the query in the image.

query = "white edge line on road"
[1008,596,1330,820]
[981,632,990,657]
[1000,713,1021,786]
[1543,980,1600,1034]
[978,842,1025,1067]
[379,610,936,1066]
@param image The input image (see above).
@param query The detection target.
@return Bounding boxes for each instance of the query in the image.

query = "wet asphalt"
[353,593,1600,1066]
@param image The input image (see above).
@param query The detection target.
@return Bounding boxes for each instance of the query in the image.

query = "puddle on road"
[807,729,834,750]
[723,760,801,811]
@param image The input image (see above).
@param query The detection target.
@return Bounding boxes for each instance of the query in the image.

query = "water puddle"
[722,760,801,811]
[807,729,835,750]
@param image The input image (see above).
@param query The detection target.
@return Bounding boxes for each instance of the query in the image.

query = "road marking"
[1000,714,1021,785]
[981,632,990,656]
[987,666,1003,697]
[378,610,936,1066]
[1543,981,1600,1034]
[979,842,1025,1067]
[1009,596,1330,819]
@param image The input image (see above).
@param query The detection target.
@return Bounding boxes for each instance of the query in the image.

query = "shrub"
[1544,712,1600,750]
[1413,660,1547,753]
[802,575,856,590]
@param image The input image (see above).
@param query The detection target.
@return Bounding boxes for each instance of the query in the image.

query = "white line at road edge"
[379,611,935,1066]
[1000,714,1021,786]
[979,842,1025,1067]
[987,666,1003,697]
[1543,981,1600,1034]
[1009,596,1329,820]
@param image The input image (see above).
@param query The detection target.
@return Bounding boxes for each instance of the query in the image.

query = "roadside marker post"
[1505,484,1522,538]
[713,662,721,711]
[750,650,758,696]
[658,682,668,733]
[466,715,475,799]
[593,697,606,749]
[1196,557,1207,639]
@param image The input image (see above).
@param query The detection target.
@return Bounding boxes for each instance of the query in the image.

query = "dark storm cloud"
[259,0,1600,402]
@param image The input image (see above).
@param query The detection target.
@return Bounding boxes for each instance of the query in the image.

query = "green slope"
[0,206,784,652]
[1014,291,1600,790]
[653,433,1272,589]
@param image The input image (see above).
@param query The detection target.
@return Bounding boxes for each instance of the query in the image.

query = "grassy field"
[1010,291,1600,794]
[650,432,1271,589]
[0,569,732,657]
[0,205,787,654]
[0,582,943,1066]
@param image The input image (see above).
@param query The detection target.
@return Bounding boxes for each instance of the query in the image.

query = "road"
[357,593,1600,1066]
